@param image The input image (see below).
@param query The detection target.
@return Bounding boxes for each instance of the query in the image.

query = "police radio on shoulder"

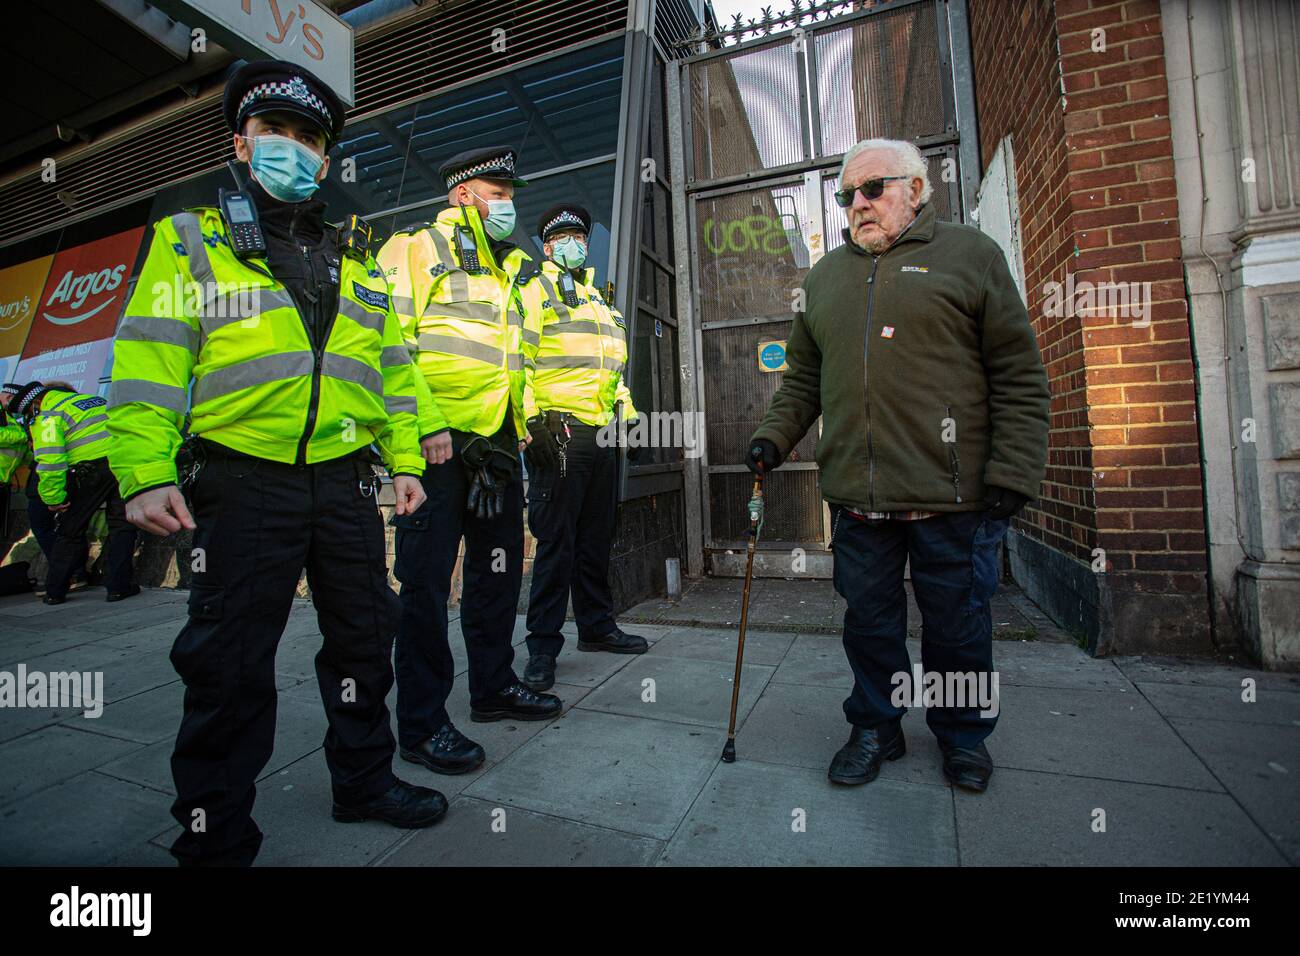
[219,188,267,258]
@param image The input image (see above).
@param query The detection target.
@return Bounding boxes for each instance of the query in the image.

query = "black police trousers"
[45,457,136,601]
[392,425,522,749]
[525,419,619,658]
[169,442,400,866]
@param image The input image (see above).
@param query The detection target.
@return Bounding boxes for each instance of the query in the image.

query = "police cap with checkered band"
[537,204,592,243]
[440,147,529,192]
[223,59,346,145]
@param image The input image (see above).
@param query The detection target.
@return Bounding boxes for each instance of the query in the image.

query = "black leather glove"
[745,438,782,475]
[984,485,1030,520]
[463,437,510,520]
[525,415,558,471]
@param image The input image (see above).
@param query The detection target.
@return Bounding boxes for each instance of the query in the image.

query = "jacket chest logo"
[899,266,929,273]
[352,282,390,310]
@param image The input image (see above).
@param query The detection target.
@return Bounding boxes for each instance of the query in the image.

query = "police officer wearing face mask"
[107,60,447,866]
[517,205,646,692]
[375,148,562,780]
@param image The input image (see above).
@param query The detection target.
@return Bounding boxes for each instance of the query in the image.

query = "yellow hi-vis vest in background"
[108,206,437,501]
[377,204,532,440]
[32,389,112,505]
[519,260,637,427]
[1,417,31,486]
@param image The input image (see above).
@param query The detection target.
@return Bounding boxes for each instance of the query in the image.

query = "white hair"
[839,138,932,205]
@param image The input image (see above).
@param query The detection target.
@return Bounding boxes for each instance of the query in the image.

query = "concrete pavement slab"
[1114,656,1300,693]
[380,796,664,867]
[1137,680,1300,726]
[646,625,795,666]
[769,633,853,688]
[0,770,173,866]
[994,685,1223,790]
[953,766,1289,866]
[0,724,142,806]
[1167,716,1300,864]
[735,680,948,787]
[578,653,773,729]
[660,760,957,866]
[64,681,184,745]
[464,708,722,841]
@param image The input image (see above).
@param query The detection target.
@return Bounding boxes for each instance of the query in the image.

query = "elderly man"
[749,138,1049,793]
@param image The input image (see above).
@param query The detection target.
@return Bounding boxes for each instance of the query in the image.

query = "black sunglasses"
[833,176,910,207]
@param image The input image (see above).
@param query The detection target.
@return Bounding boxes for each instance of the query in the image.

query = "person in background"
[8,380,137,605]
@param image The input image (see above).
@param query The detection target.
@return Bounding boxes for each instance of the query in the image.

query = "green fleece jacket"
[752,202,1049,512]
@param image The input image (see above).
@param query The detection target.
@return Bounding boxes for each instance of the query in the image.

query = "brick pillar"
[970,0,1211,653]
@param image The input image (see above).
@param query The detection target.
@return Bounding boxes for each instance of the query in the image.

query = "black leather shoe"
[471,681,562,722]
[577,627,648,654]
[42,594,67,606]
[940,741,993,793]
[522,654,556,691]
[331,780,448,828]
[400,724,485,775]
[827,724,906,785]
[106,585,141,603]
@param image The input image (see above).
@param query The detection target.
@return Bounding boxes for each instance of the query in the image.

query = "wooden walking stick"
[721,463,765,763]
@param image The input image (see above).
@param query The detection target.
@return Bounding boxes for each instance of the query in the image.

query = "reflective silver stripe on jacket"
[380,345,412,368]
[522,328,540,347]
[66,431,109,451]
[339,296,386,335]
[385,395,418,415]
[534,355,625,375]
[417,333,503,366]
[422,300,498,323]
[37,462,67,472]
[193,352,314,405]
[67,413,107,435]
[116,314,200,354]
[537,275,572,324]
[199,288,295,341]
[321,352,383,397]
[171,213,215,286]
[109,379,190,414]
[34,446,65,457]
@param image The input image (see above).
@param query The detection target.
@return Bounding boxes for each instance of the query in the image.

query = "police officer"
[517,205,646,691]
[8,380,138,604]
[108,60,446,866]
[1,382,92,591]
[377,147,561,778]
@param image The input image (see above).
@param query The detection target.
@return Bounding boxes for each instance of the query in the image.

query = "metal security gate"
[668,0,979,577]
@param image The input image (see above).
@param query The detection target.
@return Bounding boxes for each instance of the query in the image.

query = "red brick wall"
[971,0,1092,564]
[969,0,1209,643]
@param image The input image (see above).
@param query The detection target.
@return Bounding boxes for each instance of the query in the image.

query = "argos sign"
[43,264,129,325]
[22,227,144,354]
[15,226,145,396]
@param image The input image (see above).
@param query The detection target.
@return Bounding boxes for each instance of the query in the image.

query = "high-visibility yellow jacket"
[32,389,112,504]
[519,260,637,427]
[108,206,435,501]
[377,205,533,440]
[0,416,29,486]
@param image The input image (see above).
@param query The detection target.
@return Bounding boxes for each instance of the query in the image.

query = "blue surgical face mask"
[551,236,587,270]
[468,188,516,240]
[247,134,324,203]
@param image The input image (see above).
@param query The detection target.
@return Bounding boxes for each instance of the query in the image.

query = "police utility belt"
[181,437,382,498]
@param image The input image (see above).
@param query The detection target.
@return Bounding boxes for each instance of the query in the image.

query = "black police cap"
[223,59,346,144]
[440,147,528,192]
[538,203,592,243]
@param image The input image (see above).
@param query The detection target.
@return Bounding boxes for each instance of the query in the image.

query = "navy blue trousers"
[392,426,522,748]
[830,506,1008,749]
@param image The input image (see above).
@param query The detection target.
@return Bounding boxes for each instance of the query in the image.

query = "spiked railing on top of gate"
[671,0,898,53]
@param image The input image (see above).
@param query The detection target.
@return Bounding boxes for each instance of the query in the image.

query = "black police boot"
[522,654,556,691]
[400,723,485,775]
[470,681,563,722]
[940,741,993,793]
[827,724,906,785]
[42,593,67,606]
[106,585,142,603]
[332,780,448,828]
[577,627,648,654]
